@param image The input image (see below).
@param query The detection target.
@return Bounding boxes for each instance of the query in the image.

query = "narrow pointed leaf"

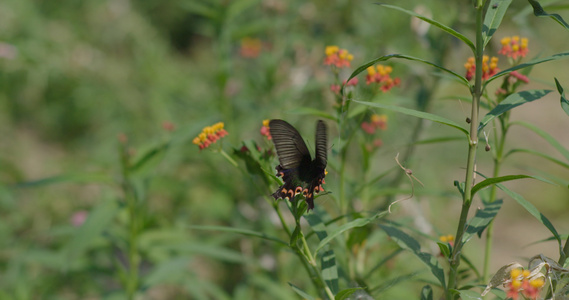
[496,183,562,249]
[314,212,387,258]
[505,148,569,169]
[380,224,446,288]
[462,200,503,244]
[130,142,169,175]
[485,52,569,86]
[478,89,552,131]
[189,225,288,246]
[483,0,513,48]
[288,282,315,300]
[305,214,339,294]
[345,54,468,89]
[511,121,569,161]
[352,99,469,136]
[335,288,363,300]
[377,4,475,51]
[555,78,569,116]
[457,290,483,300]
[471,174,537,196]
[528,0,569,29]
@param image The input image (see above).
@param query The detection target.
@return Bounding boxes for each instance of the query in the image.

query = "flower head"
[464,56,499,81]
[324,45,354,68]
[439,234,455,247]
[260,119,272,140]
[499,36,529,60]
[366,64,400,92]
[504,267,545,300]
[193,122,228,150]
[361,114,388,135]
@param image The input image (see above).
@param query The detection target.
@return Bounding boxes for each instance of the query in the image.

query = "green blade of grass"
[485,52,569,87]
[352,100,469,136]
[478,89,552,132]
[527,0,569,29]
[345,54,469,89]
[470,174,553,197]
[505,148,569,169]
[189,225,288,246]
[511,121,569,162]
[483,0,513,48]
[380,224,446,289]
[376,4,475,52]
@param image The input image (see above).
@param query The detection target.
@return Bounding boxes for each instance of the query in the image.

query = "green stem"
[447,2,484,298]
[299,232,335,300]
[219,149,239,167]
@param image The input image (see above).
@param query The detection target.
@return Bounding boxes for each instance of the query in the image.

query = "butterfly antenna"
[388,153,424,213]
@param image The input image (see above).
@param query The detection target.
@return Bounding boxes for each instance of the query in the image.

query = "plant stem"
[299,232,335,300]
[447,1,485,298]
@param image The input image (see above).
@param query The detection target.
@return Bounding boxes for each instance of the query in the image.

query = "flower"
[192,122,228,150]
[366,64,400,92]
[504,268,545,300]
[499,36,529,60]
[509,71,530,84]
[162,121,176,132]
[324,45,354,68]
[344,77,359,86]
[260,119,272,140]
[464,56,499,81]
[71,210,88,227]
[439,234,455,247]
[361,114,388,134]
[240,37,263,58]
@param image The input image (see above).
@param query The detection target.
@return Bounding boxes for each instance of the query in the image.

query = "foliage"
[2,0,569,299]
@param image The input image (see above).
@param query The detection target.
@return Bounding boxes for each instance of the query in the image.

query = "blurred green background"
[1,0,569,298]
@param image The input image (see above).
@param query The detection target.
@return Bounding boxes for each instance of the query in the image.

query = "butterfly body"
[269,119,327,210]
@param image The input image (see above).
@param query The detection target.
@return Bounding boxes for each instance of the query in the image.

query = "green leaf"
[437,242,451,258]
[377,4,475,52]
[370,271,423,294]
[14,172,113,188]
[505,148,569,169]
[462,200,503,244]
[483,0,513,48]
[420,285,433,300]
[61,199,120,269]
[288,282,315,300]
[380,224,446,288]
[555,78,569,116]
[511,121,569,162]
[287,107,338,122]
[414,136,465,145]
[527,0,569,29]
[305,214,339,294]
[314,212,387,258]
[478,89,552,132]
[143,257,192,286]
[471,174,542,196]
[485,52,569,86]
[129,142,169,175]
[335,288,363,300]
[352,100,469,136]
[188,225,288,246]
[495,183,562,250]
[346,54,469,89]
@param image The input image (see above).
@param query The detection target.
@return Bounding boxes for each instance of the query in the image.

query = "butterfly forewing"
[269,119,311,169]
[314,120,327,168]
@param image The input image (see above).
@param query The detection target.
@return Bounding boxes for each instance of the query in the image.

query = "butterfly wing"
[269,119,311,169]
[314,120,327,169]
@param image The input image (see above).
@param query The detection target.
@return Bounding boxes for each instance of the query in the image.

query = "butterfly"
[269,119,327,211]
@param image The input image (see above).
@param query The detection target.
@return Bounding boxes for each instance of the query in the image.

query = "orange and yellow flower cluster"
[505,268,545,300]
[366,65,401,92]
[464,56,499,81]
[439,234,455,247]
[260,119,272,140]
[324,46,354,68]
[361,114,388,134]
[192,122,228,150]
[499,36,529,60]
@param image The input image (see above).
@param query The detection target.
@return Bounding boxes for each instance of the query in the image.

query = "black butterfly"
[269,119,327,211]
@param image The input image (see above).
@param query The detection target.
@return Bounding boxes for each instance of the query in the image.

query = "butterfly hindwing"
[314,120,327,169]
